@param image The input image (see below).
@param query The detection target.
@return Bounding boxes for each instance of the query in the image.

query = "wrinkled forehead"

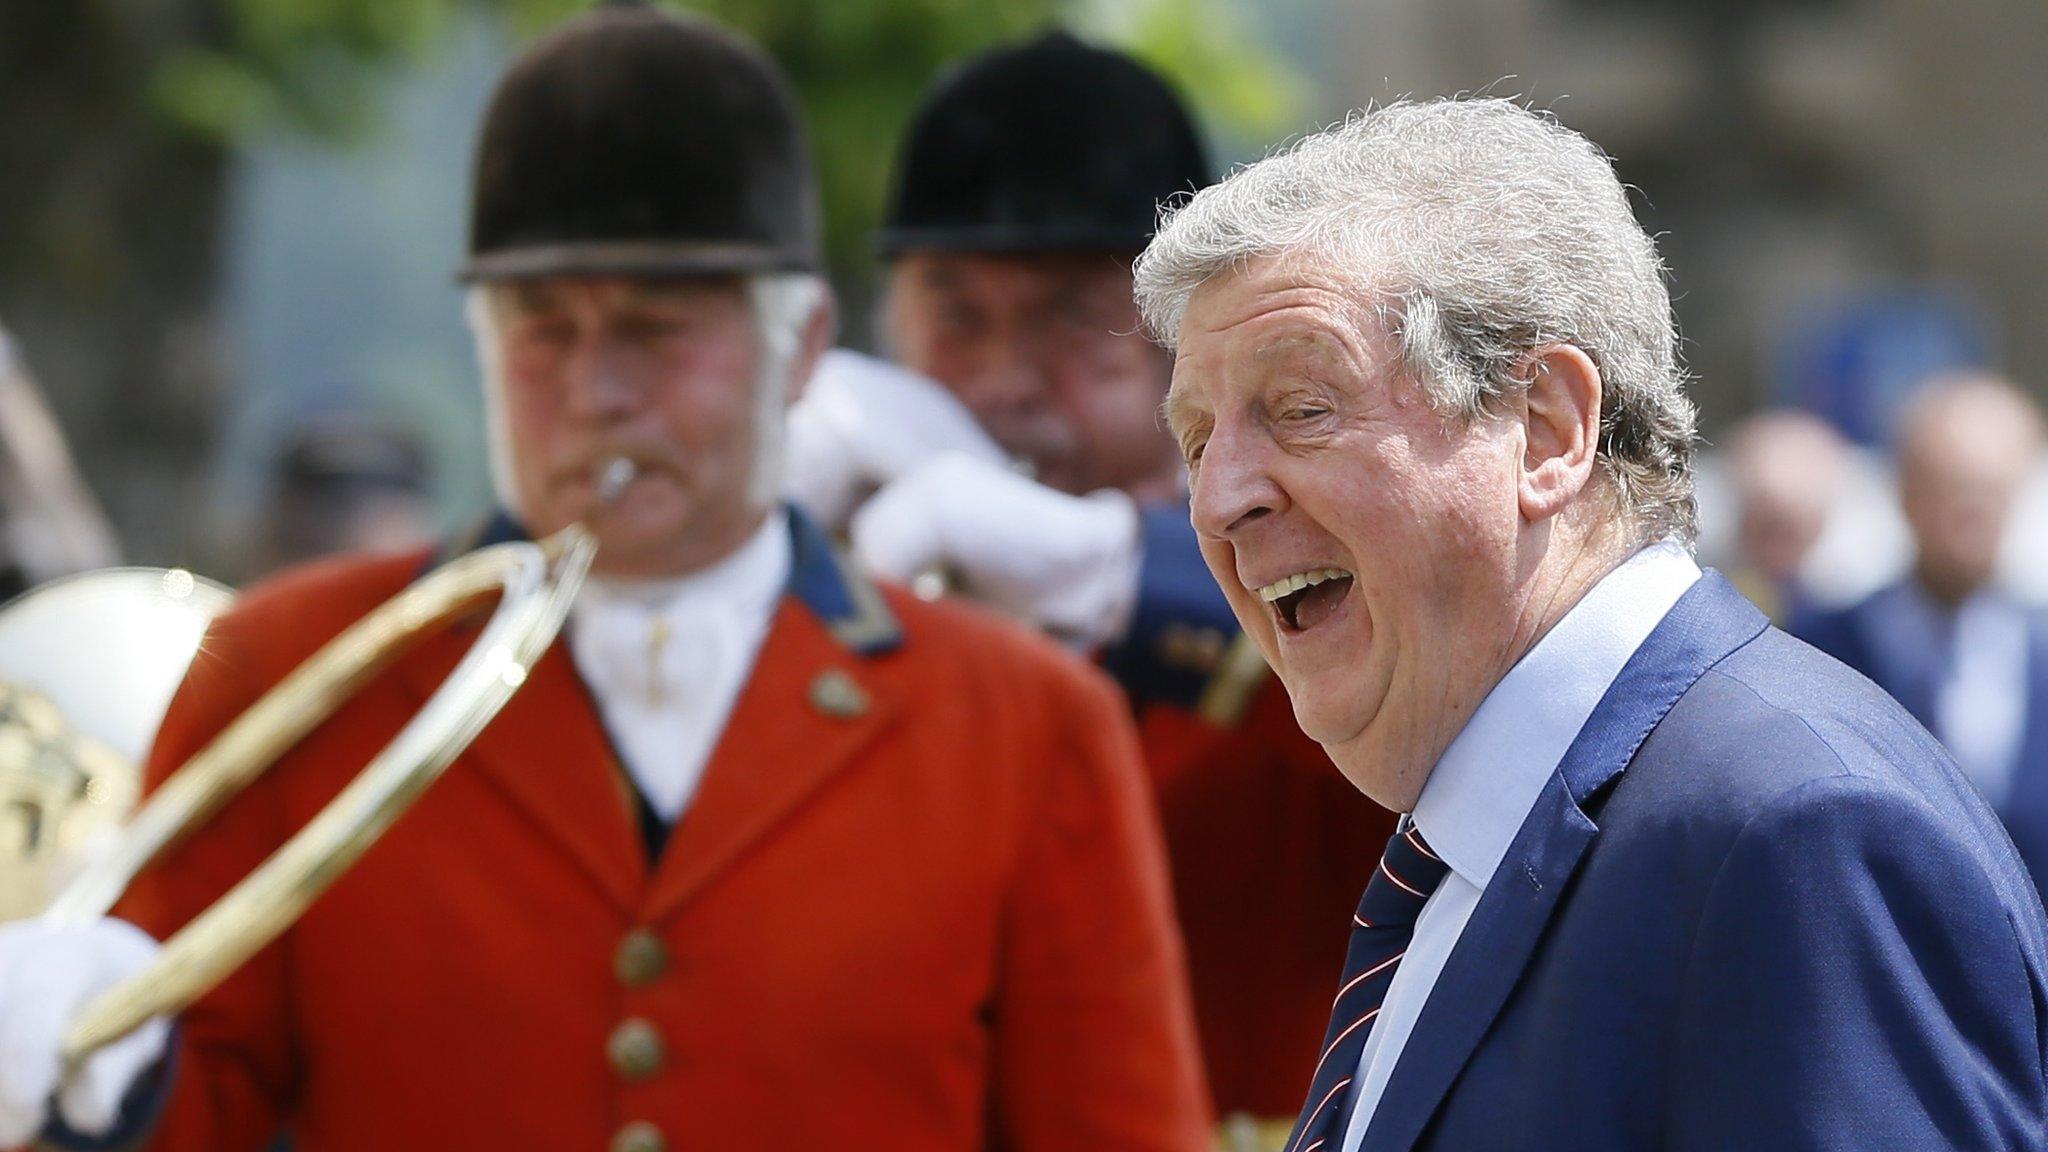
[1165,330,1356,416]
[1163,263,1390,428]
[482,273,750,317]
[890,250,1137,304]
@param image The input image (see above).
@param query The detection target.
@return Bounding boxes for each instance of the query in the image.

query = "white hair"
[467,272,825,518]
[1134,98,1698,542]
[743,273,827,506]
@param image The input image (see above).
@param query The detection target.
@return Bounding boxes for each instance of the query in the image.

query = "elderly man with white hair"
[1139,98,2048,1152]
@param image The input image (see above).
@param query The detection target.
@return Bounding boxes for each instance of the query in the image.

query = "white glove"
[784,349,1007,535]
[851,453,1143,648]
[0,918,169,1147]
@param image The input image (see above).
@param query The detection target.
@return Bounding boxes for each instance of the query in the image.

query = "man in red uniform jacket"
[785,34,1396,1139]
[0,8,1209,1152]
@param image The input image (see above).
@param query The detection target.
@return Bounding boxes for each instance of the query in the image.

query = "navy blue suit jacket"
[1795,582,2048,889]
[1372,574,2048,1151]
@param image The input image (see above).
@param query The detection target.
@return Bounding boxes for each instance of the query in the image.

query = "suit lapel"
[641,600,898,924]
[1360,573,1769,1152]
[641,506,901,922]
[393,616,648,915]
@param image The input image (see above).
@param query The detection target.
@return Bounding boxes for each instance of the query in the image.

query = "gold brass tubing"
[52,526,596,1067]
[42,551,508,927]
[1194,633,1273,728]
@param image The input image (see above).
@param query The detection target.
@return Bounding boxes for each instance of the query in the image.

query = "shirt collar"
[1411,541,1702,891]
[574,508,792,625]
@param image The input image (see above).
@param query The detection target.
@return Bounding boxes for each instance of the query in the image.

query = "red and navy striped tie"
[1285,822,1451,1152]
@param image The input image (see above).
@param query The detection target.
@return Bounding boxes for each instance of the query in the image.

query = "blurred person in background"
[250,418,435,575]
[0,7,1210,1151]
[1797,372,2048,882]
[0,324,120,600]
[785,32,1395,1141]
[1718,408,1848,623]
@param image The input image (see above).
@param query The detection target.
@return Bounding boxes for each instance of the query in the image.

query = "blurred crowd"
[1705,372,2048,878]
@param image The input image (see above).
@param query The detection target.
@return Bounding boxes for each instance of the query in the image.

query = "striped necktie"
[1286,822,1451,1152]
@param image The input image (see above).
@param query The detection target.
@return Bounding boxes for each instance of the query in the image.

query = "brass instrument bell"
[0,568,231,922]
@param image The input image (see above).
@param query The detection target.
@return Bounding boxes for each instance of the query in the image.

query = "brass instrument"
[0,568,233,923]
[6,460,627,1074]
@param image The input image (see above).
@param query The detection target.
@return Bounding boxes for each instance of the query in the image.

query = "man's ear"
[785,286,840,407]
[1519,343,1602,524]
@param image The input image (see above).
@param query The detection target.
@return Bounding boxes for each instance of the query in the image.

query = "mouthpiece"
[596,457,637,505]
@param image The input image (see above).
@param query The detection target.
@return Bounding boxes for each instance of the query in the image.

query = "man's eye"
[617,314,694,341]
[514,318,575,345]
[935,303,982,333]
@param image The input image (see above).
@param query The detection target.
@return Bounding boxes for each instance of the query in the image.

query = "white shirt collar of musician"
[567,510,791,823]
[574,509,791,620]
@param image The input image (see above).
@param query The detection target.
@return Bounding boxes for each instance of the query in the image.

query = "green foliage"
[680,0,1070,289]
[144,0,1302,279]
[153,1,462,140]
[1073,0,1307,149]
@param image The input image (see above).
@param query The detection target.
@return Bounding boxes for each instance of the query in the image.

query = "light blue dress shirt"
[1927,589,2029,807]
[1339,542,1702,1150]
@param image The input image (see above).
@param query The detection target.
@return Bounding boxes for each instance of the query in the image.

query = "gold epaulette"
[1194,633,1272,728]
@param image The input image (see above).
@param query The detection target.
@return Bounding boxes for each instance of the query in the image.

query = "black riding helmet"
[459,0,821,281]
[876,30,1211,258]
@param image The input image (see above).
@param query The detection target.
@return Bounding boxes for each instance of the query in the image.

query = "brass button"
[607,1018,665,1081]
[611,1121,667,1152]
[614,929,668,987]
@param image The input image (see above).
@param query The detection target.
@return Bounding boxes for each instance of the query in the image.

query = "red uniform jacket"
[115,517,1211,1152]
[1110,503,1398,1122]
[1143,683,1392,1121]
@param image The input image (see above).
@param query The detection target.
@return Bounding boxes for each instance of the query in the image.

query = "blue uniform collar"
[439,504,900,657]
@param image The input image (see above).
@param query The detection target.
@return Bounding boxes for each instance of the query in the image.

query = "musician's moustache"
[554,447,681,485]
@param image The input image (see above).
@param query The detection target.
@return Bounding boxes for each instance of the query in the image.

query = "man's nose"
[561,339,641,420]
[958,333,1051,413]
[1189,423,1284,540]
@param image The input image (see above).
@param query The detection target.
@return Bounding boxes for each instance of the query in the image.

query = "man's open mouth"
[1255,567,1355,632]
